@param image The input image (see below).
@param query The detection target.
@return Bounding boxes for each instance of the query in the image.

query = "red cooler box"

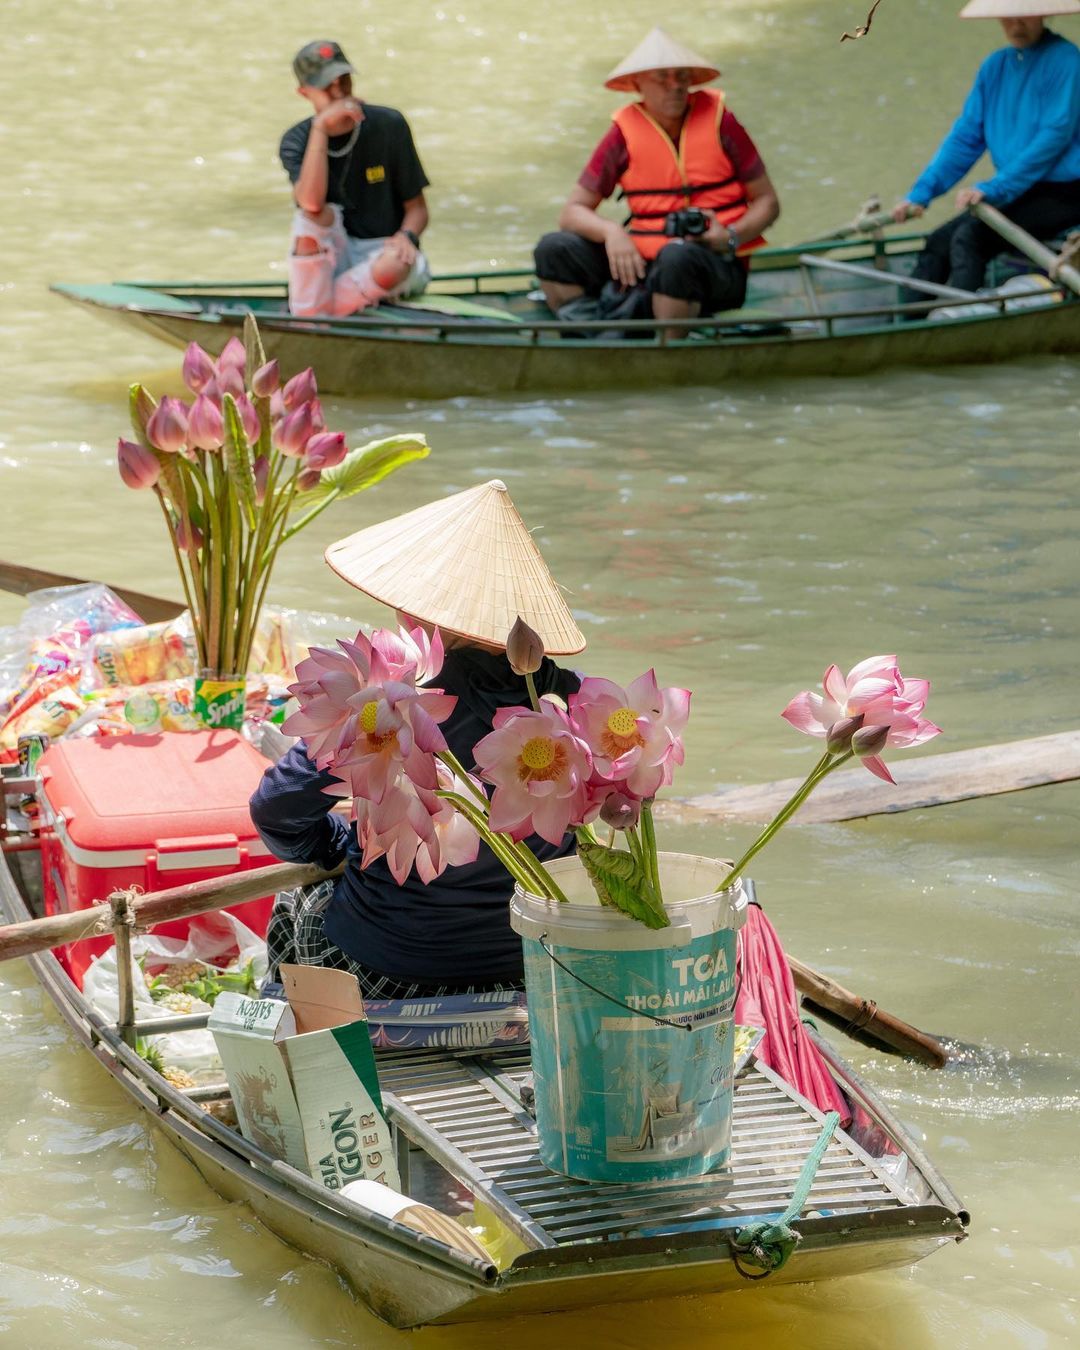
[38,731,277,987]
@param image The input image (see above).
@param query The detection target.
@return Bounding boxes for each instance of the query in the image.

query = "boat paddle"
[970,201,1080,299]
[0,559,185,623]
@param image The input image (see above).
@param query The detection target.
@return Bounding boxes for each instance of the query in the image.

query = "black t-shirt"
[279,103,429,240]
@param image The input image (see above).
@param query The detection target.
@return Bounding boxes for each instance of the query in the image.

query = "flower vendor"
[250,480,587,998]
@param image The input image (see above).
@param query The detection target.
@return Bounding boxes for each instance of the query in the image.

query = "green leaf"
[129,383,157,441]
[222,394,258,529]
[243,312,267,385]
[293,434,430,505]
[577,839,669,930]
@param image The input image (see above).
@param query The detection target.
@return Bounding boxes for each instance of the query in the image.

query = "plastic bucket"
[511,852,746,1184]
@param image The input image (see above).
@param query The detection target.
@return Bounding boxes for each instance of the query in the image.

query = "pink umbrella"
[736,897,851,1126]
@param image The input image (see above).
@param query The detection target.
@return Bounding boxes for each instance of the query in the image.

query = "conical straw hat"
[325,480,587,655]
[960,0,1079,14]
[604,27,719,91]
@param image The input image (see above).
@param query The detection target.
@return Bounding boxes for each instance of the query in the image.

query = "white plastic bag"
[83,914,267,1074]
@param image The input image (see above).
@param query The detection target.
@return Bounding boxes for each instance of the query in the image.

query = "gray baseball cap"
[292,40,355,89]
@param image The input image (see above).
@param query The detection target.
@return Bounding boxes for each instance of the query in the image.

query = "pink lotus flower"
[117,438,162,490]
[175,517,204,552]
[297,467,322,492]
[333,676,457,805]
[304,431,348,471]
[357,763,481,884]
[371,625,445,684]
[569,671,690,800]
[253,455,269,505]
[217,336,247,372]
[282,367,317,410]
[781,655,941,783]
[182,342,216,394]
[217,362,246,400]
[187,393,225,451]
[145,396,188,454]
[252,359,280,398]
[274,401,315,457]
[308,396,326,434]
[473,702,592,845]
[233,394,261,446]
[284,640,373,766]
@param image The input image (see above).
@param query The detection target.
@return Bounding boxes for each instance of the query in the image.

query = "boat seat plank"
[376,1046,912,1252]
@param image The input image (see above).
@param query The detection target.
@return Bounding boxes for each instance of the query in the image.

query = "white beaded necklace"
[326,121,361,159]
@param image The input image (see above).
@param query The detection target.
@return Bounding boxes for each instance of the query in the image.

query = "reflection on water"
[2,0,1079,1346]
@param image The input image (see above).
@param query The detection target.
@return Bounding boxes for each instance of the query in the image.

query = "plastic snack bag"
[82,614,195,689]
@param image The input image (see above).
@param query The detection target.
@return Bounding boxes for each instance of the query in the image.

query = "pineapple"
[162,1066,197,1090]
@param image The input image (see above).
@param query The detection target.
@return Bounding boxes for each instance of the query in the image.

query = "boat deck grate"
[376,1047,908,1249]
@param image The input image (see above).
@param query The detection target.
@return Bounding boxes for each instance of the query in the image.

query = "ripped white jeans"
[287,205,431,317]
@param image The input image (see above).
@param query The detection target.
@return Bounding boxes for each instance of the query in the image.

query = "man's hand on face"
[313,96,364,136]
[604,223,647,288]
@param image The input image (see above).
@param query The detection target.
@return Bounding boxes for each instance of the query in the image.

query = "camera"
[663,208,709,238]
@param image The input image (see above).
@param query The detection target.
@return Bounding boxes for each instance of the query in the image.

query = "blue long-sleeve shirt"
[909,30,1080,208]
[250,647,580,986]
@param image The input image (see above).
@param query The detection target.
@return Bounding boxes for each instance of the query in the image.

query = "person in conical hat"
[891,3,1080,293]
[250,480,586,997]
[533,27,780,336]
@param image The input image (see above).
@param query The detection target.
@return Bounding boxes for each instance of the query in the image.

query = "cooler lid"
[39,731,271,851]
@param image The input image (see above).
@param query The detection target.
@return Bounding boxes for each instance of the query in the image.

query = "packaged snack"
[83,614,195,689]
[0,686,86,761]
[84,679,200,736]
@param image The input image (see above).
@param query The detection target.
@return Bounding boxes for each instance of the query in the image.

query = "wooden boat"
[51,232,1078,399]
[0,775,968,1329]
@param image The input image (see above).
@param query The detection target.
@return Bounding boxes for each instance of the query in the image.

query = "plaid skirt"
[265,881,523,1001]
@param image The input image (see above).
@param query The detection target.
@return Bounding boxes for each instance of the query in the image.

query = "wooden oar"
[788,956,947,1068]
[0,560,185,623]
[0,860,342,965]
[663,729,1080,825]
[798,253,977,301]
[971,201,1080,299]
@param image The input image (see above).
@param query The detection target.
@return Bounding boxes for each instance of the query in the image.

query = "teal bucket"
[510,853,747,1184]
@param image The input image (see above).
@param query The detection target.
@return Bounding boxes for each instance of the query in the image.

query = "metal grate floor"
[377,1047,908,1249]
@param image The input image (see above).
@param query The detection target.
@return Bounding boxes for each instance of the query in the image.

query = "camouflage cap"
[292,40,354,89]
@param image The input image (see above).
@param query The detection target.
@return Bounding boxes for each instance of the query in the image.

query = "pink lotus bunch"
[287,616,942,927]
[285,625,482,885]
[117,314,429,677]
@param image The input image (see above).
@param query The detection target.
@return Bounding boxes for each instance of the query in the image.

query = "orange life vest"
[612,88,766,261]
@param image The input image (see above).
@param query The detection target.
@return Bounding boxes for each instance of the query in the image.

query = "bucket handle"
[538,933,692,1033]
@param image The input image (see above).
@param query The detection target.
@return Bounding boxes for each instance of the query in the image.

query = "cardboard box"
[209,965,399,1192]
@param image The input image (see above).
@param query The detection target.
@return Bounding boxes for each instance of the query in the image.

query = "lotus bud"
[182,342,216,393]
[269,389,286,424]
[235,393,262,446]
[145,396,189,454]
[175,517,204,553]
[308,396,326,433]
[252,359,280,398]
[187,393,225,451]
[217,362,245,400]
[599,792,641,832]
[303,430,347,470]
[297,466,322,492]
[253,455,270,506]
[826,713,864,754]
[282,367,317,410]
[506,616,544,676]
[117,438,162,490]
[852,724,889,759]
[217,336,247,371]
[274,401,315,457]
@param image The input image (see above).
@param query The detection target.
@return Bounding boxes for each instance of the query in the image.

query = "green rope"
[730,1110,840,1279]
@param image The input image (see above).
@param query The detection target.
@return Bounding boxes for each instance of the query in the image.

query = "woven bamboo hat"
[325,480,587,654]
[604,27,719,91]
[960,0,1079,15]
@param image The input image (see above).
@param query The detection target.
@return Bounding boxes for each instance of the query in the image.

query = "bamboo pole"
[788,955,948,1068]
[0,860,343,966]
[111,890,137,1047]
[971,201,1080,299]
